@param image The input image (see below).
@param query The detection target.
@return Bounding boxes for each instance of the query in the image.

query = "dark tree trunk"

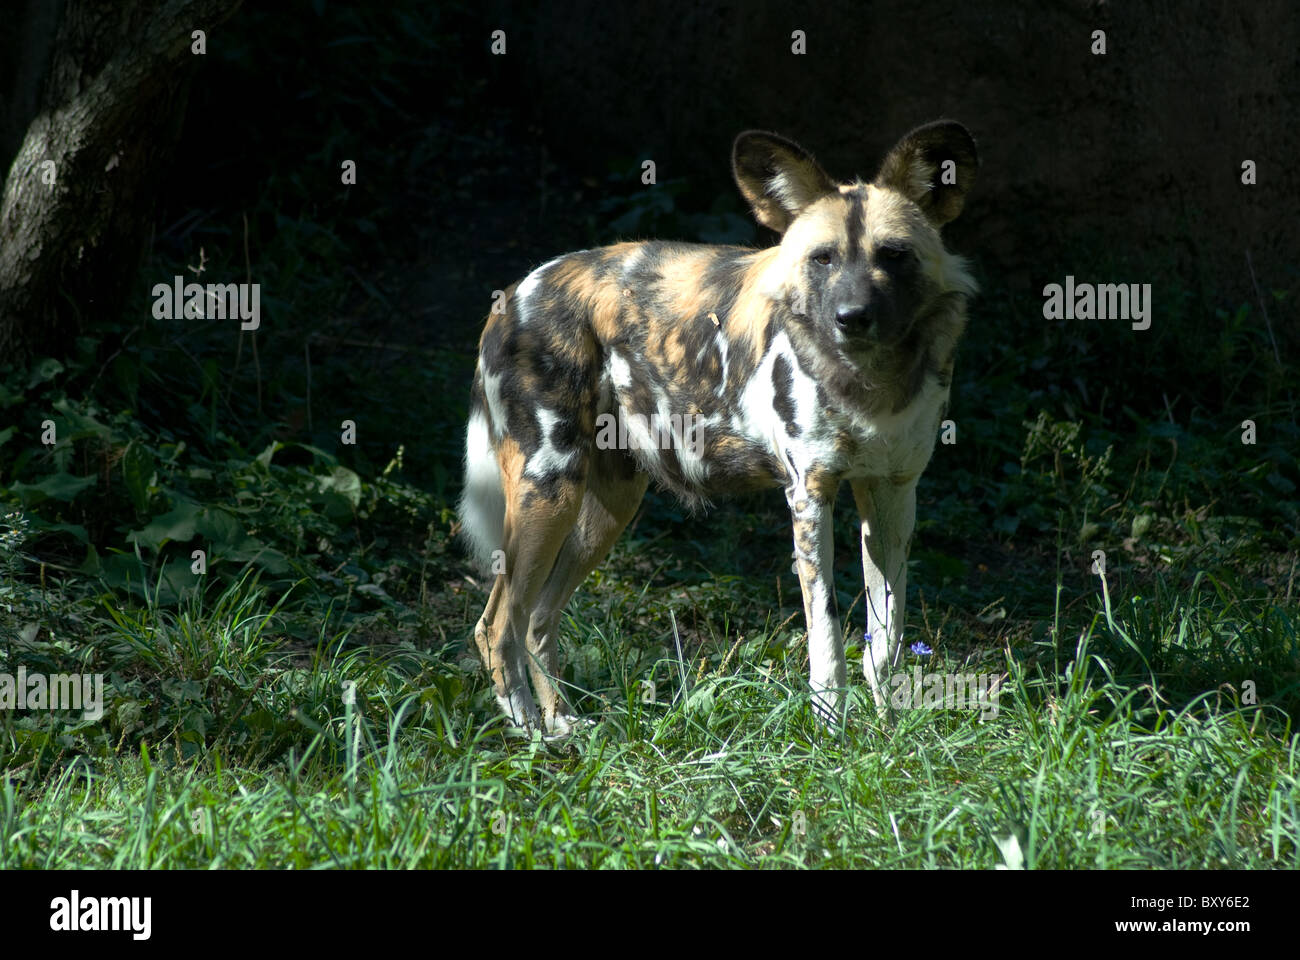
[0,0,65,177]
[0,0,242,361]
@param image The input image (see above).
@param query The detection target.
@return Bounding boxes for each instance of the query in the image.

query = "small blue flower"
[910,641,933,657]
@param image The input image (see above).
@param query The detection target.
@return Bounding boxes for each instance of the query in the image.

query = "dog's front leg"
[786,484,846,725]
[850,476,916,718]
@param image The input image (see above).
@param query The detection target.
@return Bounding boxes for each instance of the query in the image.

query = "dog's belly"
[597,357,787,502]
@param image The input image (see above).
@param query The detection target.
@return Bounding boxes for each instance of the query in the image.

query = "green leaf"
[685,679,717,717]
[98,552,148,596]
[1130,513,1155,540]
[314,465,363,520]
[26,518,89,543]
[225,537,292,575]
[26,358,64,389]
[8,472,97,505]
[196,508,245,547]
[243,709,276,731]
[157,555,202,604]
[248,545,291,576]
[318,466,362,507]
[256,441,283,468]
[50,398,111,439]
[127,502,202,550]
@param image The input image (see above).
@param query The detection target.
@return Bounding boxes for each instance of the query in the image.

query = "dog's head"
[732,122,978,356]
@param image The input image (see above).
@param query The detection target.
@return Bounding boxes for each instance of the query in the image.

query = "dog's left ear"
[873,120,978,226]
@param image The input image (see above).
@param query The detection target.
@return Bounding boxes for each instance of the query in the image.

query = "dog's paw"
[809,685,849,729]
[544,712,595,740]
[496,693,542,735]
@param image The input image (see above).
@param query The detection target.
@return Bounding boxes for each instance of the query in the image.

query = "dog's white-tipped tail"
[459,407,504,574]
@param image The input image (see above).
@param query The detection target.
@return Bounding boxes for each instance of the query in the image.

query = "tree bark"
[0,0,243,361]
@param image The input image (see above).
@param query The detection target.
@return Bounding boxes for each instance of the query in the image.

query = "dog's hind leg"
[483,438,589,732]
[473,570,539,729]
[474,436,580,732]
[523,448,647,735]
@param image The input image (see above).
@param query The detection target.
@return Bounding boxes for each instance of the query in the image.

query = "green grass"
[2,537,1297,868]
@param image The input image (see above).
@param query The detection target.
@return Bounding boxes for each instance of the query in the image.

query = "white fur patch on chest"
[734,330,949,483]
[844,375,949,480]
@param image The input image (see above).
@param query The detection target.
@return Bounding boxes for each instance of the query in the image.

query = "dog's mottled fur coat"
[460,122,978,732]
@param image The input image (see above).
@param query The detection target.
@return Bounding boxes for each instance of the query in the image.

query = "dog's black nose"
[835,303,870,328]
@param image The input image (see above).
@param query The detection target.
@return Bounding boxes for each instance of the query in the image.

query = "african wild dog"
[460,122,978,734]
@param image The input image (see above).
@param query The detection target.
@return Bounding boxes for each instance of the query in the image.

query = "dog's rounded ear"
[732,131,837,234]
[873,121,978,226]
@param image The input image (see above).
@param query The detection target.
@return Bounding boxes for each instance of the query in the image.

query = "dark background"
[1,0,1296,660]
[138,1,1299,347]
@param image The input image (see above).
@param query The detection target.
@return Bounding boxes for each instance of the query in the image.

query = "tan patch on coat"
[724,247,780,366]
[806,466,842,503]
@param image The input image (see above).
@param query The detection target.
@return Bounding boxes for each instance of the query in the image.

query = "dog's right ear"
[873,120,978,227]
[732,131,836,234]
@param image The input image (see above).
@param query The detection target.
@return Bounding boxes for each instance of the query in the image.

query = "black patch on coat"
[771,354,801,437]
[825,583,840,622]
[844,191,865,257]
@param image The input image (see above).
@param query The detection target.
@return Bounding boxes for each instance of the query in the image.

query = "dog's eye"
[812,251,833,266]
[878,245,909,261]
